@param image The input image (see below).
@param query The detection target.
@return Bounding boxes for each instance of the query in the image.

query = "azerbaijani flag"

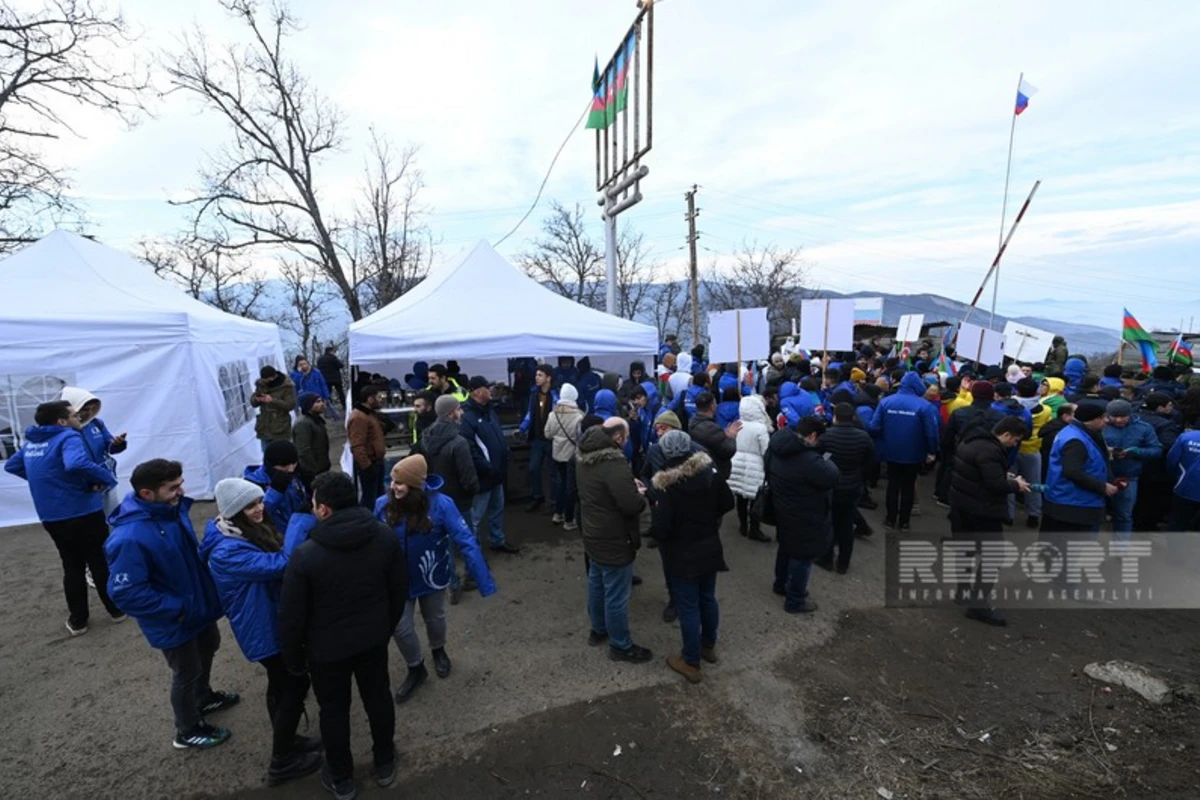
[1122,308,1158,373]
[586,31,636,130]
[936,351,958,376]
[940,323,956,355]
[1015,76,1038,115]
[1168,334,1194,367]
[585,57,607,130]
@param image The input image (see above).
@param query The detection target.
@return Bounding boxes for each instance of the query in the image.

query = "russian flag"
[1015,76,1038,115]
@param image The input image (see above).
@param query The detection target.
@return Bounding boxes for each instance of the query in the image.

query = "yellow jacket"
[946,389,973,416]
[1020,401,1053,454]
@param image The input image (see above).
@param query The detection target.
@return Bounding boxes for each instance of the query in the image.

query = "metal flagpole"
[990,72,1023,330]
[962,180,1040,331]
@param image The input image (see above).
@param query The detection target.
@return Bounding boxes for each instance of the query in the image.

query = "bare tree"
[648,273,693,343]
[705,240,810,336]
[519,201,604,309]
[0,0,148,249]
[139,235,270,320]
[614,226,659,321]
[166,0,426,322]
[345,130,431,315]
[278,258,334,359]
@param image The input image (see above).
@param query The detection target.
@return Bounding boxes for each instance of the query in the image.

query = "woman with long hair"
[375,455,495,704]
[201,478,322,786]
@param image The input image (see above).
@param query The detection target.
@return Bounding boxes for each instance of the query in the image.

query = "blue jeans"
[669,573,719,665]
[1109,477,1138,540]
[774,546,812,611]
[553,460,576,522]
[470,485,508,547]
[587,562,633,651]
[528,439,558,502]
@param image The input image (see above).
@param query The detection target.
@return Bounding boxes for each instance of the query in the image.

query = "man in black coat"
[316,346,345,407]
[277,472,408,797]
[817,402,877,574]
[938,381,1005,503]
[1134,392,1184,531]
[767,416,840,614]
[949,417,1031,627]
[687,392,741,480]
[460,377,518,554]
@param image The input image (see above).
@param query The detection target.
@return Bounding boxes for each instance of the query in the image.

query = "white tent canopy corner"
[348,240,659,380]
[0,230,286,529]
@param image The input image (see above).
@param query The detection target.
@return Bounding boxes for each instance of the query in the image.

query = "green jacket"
[252,376,296,441]
[575,426,646,567]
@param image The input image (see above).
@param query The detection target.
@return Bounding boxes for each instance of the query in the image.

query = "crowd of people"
[5,332,1200,798]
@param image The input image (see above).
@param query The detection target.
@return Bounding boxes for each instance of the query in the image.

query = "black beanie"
[1103,364,1122,379]
[1074,404,1104,423]
[263,440,299,468]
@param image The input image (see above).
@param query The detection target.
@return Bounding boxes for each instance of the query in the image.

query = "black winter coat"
[949,429,1021,519]
[293,412,331,481]
[460,399,510,490]
[941,402,1005,451]
[688,415,737,479]
[1141,412,1183,483]
[416,420,480,511]
[767,430,840,560]
[277,507,407,669]
[650,451,735,579]
[818,422,876,497]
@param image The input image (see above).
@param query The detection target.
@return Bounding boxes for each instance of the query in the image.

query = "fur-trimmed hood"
[652,451,714,492]
[577,425,627,466]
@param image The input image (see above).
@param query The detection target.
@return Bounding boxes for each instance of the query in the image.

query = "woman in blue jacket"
[200,478,322,786]
[376,455,495,704]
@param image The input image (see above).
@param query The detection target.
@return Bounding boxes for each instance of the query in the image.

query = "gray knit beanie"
[434,394,460,420]
[659,429,693,460]
[215,478,264,519]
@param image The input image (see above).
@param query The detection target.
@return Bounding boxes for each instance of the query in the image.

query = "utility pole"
[685,184,700,344]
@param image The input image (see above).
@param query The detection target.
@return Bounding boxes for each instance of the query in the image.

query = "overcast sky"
[40,0,1200,331]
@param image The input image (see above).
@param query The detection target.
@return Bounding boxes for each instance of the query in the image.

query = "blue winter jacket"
[244,465,309,531]
[594,390,619,420]
[4,425,116,522]
[1099,376,1124,389]
[576,358,602,414]
[1102,418,1163,480]
[1168,432,1200,503]
[691,358,709,376]
[460,398,510,490]
[291,369,330,401]
[408,362,430,392]
[374,476,497,599]
[715,400,741,430]
[78,417,117,466]
[1045,425,1107,509]
[200,517,301,663]
[682,384,704,418]
[284,513,318,551]
[518,388,558,436]
[104,495,223,650]
[630,381,662,455]
[1062,358,1087,396]
[867,372,940,465]
[779,382,817,428]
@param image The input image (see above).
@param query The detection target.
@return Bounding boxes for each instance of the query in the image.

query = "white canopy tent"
[349,240,659,380]
[0,231,285,528]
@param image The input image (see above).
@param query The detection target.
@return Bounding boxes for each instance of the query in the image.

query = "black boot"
[432,647,452,678]
[394,663,428,704]
[268,751,323,787]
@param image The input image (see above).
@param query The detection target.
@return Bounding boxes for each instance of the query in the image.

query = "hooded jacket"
[576,357,602,414]
[949,428,1022,519]
[460,397,510,491]
[414,419,479,511]
[651,451,735,579]
[1168,432,1200,503]
[293,411,331,480]
[778,381,817,429]
[317,352,345,387]
[544,400,585,463]
[104,495,223,650]
[374,477,496,599]
[4,425,116,522]
[729,395,773,498]
[715,398,741,430]
[1102,418,1163,480]
[290,368,331,402]
[819,421,877,497]
[1062,358,1087,396]
[200,517,292,663]
[252,374,297,441]
[575,426,647,567]
[61,387,125,468]
[630,380,663,455]
[688,412,737,480]
[244,465,309,532]
[767,430,840,560]
[867,372,940,464]
[1041,378,1067,414]
[1015,396,1053,455]
[593,389,619,420]
[277,506,407,668]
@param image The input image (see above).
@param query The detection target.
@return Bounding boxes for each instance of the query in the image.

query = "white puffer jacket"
[728,395,772,498]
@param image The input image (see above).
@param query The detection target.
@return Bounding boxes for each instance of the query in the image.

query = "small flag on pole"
[585,32,636,130]
[1122,308,1158,373]
[1015,76,1038,115]
[1169,334,1193,367]
[936,351,958,376]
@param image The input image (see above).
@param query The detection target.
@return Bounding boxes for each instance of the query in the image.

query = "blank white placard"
[1002,321,1056,363]
[957,323,1006,367]
[895,314,925,343]
[707,307,771,363]
[799,299,856,352]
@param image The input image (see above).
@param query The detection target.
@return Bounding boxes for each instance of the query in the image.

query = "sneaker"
[489,542,521,555]
[110,612,128,623]
[883,519,898,532]
[551,513,565,524]
[666,654,702,684]
[748,529,772,543]
[65,619,88,637]
[661,603,677,624]
[854,523,875,539]
[898,524,911,533]
[268,751,322,786]
[587,630,609,647]
[173,721,231,750]
[563,520,579,531]
[376,757,397,789]
[608,644,653,663]
[320,765,358,800]
[784,599,819,614]
[700,645,718,664]
[432,647,452,679]
[394,663,427,704]
[935,499,951,510]
[199,691,241,715]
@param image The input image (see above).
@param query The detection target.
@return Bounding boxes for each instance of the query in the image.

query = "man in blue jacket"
[105,459,239,750]
[1102,399,1162,538]
[244,440,310,532]
[5,400,123,635]
[460,377,518,554]
[867,372,940,531]
[1167,427,1200,531]
[291,356,331,403]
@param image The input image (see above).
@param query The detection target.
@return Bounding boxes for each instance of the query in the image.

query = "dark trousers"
[260,654,311,757]
[773,545,812,610]
[826,491,859,569]
[949,508,1004,609]
[356,461,386,509]
[553,460,577,522]
[1170,497,1200,532]
[328,381,346,407]
[885,462,921,526]
[43,511,120,626]
[161,623,221,733]
[735,495,761,535]
[1134,479,1172,531]
[309,644,395,782]
[934,452,953,502]
[669,573,719,665]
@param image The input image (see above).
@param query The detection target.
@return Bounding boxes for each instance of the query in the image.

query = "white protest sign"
[707,308,771,364]
[895,314,925,343]
[1002,321,1056,363]
[957,323,1006,367]
[799,299,855,352]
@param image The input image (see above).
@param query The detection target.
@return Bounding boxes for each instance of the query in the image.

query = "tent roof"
[0,230,280,344]
[349,240,659,367]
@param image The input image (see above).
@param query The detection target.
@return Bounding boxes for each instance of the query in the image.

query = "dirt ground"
[2,448,1198,799]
